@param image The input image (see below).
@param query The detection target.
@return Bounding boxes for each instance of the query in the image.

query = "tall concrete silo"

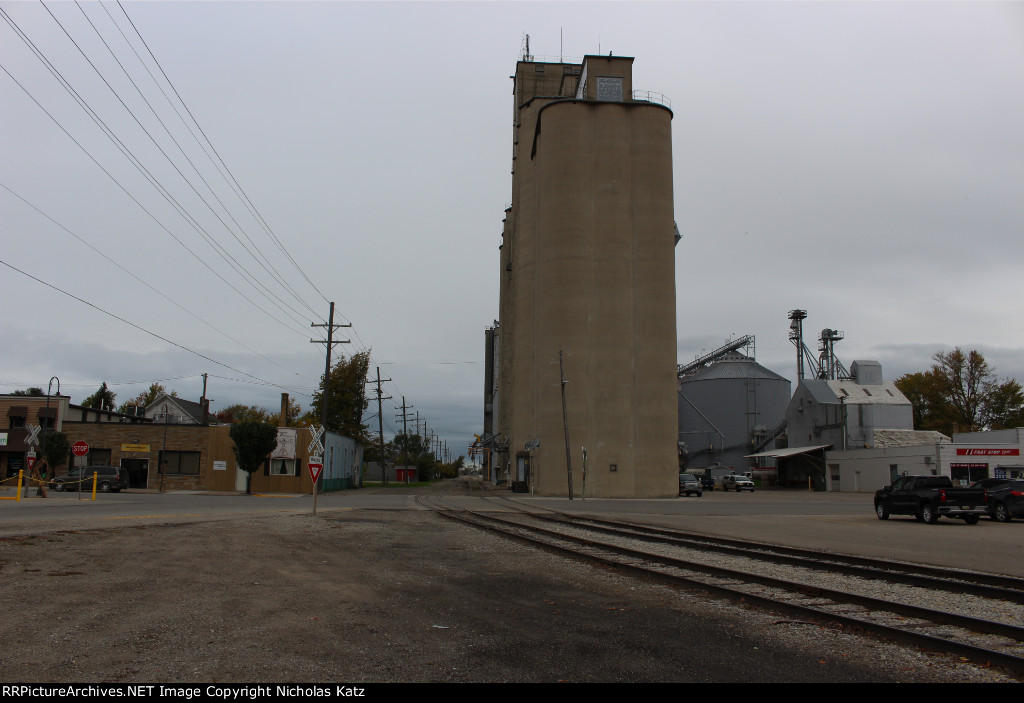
[493,53,678,498]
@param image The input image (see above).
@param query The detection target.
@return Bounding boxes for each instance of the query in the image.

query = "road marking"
[105,514,204,519]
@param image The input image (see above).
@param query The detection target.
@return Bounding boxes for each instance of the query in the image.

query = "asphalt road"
[1,480,1020,683]
[2,483,1021,576]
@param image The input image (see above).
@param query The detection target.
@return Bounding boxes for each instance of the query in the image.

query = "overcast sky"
[3,1,1023,458]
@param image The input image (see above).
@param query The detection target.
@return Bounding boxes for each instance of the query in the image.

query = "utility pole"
[198,372,215,425]
[560,349,573,500]
[310,302,352,431]
[310,302,350,499]
[369,367,392,486]
[395,397,413,470]
[395,396,413,437]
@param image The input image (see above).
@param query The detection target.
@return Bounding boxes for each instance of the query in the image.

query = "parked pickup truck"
[874,475,988,524]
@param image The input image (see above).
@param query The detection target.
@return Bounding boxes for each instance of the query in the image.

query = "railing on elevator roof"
[632,90,672,108]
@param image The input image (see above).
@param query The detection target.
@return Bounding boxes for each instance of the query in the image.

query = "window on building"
[596,76,623,101]
[269,459,297,476]
[9,415,25,429]
[39,417,55,429]
[88,449,112,466]
[160,451,200,475]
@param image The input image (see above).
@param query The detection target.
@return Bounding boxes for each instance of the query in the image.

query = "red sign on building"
[955,448,1020,456]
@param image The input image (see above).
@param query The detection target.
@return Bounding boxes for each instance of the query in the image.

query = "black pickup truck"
[874,475,988,524]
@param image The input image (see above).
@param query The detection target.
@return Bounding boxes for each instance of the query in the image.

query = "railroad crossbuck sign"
[307,425,324,457]
[25,424,41,448]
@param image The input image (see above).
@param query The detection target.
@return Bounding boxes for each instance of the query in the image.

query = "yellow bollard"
[16,470,22,502]
[91,472,98,499]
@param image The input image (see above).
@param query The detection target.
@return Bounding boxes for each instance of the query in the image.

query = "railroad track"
[419,479,1024,676]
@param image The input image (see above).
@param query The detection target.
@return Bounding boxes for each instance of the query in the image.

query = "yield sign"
[308,459,323,483]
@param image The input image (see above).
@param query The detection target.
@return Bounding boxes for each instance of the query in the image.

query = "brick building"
[2,393,361,492]
[1,393,71,479]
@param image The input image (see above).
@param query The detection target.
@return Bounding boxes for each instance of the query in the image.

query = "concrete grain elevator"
[488,51,678,498]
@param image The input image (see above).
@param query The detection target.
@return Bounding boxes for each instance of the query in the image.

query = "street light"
[29,376,59,498]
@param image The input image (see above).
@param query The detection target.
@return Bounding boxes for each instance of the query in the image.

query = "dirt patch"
[0,508,1016,683]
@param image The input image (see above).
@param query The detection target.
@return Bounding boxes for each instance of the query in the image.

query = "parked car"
[678,473,703,497]
[700,475,716,492]
[971,477,1011,490]
[973,478,1024,522]
[722,474,755,492]
[51,466,128,493]
[874,475,987,524]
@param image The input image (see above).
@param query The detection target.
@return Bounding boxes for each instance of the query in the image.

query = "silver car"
[722,474,755,492]
[678,473,703,497]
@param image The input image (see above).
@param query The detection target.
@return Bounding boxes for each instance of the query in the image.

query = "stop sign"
[72,440,90,457]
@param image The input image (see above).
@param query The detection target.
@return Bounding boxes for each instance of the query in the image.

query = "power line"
[6,3,378,366]
[1,258,305,394]
[73,0,320,322]
[1,180,318,381]
[0,7,314,337]
[0,56,309,338]
[0,373,199,390]
[116,0,331,309]
[31,1,318,327]
[1,4,406,422]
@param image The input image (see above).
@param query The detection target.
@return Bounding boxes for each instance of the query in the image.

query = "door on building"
[120,458,149,489]
[235,465,248,492]
[515,455,531,483]
[951,463,988,486]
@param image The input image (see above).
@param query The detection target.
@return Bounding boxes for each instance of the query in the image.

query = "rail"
[632,90,671,108]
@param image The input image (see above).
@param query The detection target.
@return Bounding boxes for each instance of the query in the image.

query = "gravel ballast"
[0,507,1017,683]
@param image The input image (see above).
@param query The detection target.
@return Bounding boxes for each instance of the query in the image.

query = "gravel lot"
[0,501,1018,683]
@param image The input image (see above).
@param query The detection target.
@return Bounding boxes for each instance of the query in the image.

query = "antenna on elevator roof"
[560,27,563,62]
[521,33,533,61]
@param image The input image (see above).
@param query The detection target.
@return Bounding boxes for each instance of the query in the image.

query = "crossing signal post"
[307,425,325,515]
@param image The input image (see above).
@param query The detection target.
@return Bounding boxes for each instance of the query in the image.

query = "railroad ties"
[417,478,1024,675]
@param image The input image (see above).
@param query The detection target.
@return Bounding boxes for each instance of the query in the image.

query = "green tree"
[984,378,1024,430]
[933,348,990,430]
[117,383,173,413]
[216,404,274,424]
[42,431,70,476]
[386,432,439,478]
[229,421,278,495]
[81,382,116,410]
[12,387,45,396]
[894,370,953,433]
[303,351,371,442]
[896,348,1024,434]
[391,432,428,464]
[217,399,302,425]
